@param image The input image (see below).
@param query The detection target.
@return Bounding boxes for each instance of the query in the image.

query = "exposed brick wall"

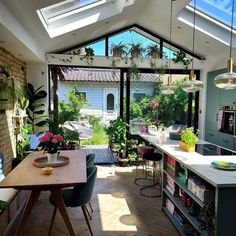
[0,47,27,174]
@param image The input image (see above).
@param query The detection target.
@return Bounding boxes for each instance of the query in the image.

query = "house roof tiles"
[60,68,160,83]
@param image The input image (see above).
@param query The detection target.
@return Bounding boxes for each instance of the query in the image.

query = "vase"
[47,152,58,163]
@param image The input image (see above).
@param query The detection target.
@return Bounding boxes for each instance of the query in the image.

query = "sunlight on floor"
[97,193,137,232]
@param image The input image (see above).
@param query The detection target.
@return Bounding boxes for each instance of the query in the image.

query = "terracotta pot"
[179,141,195,152]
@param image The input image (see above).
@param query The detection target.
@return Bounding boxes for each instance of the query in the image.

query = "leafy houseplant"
[106,117,129,165]
[110,42,128,77]
[129,42,145,60]
[27,83,47,133]
[172,50,191,69]
[146,43,162,60]
[179,127,198,152]
[80,47,94,67]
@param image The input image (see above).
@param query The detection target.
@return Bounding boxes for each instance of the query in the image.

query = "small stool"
[134,146,154,186]
[140,152,162,197]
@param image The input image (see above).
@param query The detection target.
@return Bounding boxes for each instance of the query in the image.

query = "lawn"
[80,123,108,145]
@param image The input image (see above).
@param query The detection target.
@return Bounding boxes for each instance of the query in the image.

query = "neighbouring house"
[58,68,160,125]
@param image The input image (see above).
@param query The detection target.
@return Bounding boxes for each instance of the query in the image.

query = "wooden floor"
[82,145,117,164]
[20,165,178,236]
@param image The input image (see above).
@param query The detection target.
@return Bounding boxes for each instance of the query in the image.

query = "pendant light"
[161,0,176,95]
[182,0,204,93]
[214,0,236,90]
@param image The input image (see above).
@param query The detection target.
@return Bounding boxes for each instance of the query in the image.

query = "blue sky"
[189,0,236,28]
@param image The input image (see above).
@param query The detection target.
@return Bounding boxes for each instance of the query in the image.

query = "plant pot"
[118,157,128,167]
[179,141,195,152]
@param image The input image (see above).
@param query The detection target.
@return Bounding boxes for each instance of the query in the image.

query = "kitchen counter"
[141,134,236,187]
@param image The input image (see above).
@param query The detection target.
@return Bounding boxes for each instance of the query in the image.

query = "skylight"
[178,0,236,46]
[189,0,236,29]
[37,0,135,38]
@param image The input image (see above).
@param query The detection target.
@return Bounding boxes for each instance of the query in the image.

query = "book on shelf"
[166,184,176,195]
[166,198,175,215]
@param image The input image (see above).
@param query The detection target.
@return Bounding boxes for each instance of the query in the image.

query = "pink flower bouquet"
[39,132,63,154]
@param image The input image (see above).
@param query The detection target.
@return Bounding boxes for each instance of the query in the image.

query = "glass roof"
[189,0,236,28]
[40,0,102,24]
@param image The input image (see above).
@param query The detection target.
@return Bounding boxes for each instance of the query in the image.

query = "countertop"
[141,134,236,187]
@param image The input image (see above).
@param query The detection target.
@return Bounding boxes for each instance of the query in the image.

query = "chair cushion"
[143,152,162,161]
[137,146,154,154]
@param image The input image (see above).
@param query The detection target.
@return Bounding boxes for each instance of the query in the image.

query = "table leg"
[50,189,76,236]
[14,190,41,236]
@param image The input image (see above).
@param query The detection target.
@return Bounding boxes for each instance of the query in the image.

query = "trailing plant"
[26,82,47,133]
[110,42,128,77]
[180,127,198,146]
[129,42,145,60]
[146,43,162,59]
[129,63,141,80]
[80,47,94,67]
[110,42,128,58]
[172,50,191,68]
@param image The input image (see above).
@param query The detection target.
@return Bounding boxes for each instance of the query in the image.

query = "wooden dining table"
[0,150,87,236]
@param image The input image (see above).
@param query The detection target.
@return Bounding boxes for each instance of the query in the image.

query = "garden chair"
[48,165,97,236]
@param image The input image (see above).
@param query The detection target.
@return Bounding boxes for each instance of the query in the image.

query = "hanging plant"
[172,50,191,69]
[110,42,128,77]
[129,42,145,60]
[80,47,95,67]
[129,63,141,81]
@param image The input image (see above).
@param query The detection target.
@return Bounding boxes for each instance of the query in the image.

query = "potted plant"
[110,42,128,58]
[106,117,129,165]
[110,42,128,77]
[129,42,145,60]
[172,50,191,69]
[80,47,94,67]
[146,43,162,60]
[179,127,198,152]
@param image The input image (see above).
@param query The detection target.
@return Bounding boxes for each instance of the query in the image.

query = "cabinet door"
[219,88,236,107]
[205,71,221,131]
[218,132,234,150]
[205,129,219,145]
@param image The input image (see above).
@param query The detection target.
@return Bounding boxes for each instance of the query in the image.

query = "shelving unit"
[162,154,214,236]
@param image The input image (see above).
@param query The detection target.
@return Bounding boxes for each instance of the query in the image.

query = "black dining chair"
[48,165,97,236]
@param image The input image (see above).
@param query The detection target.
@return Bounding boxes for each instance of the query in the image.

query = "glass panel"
[107,94,114,110]
[108,30,160,57]
[86,40,106,56]
[128,73,190,135]
[40,0,102,21]
[189,0,236,28]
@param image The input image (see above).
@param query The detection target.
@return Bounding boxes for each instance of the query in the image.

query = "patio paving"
[81,144,118,164]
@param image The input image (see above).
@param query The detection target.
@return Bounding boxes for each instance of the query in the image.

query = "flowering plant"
[39,132,63,154]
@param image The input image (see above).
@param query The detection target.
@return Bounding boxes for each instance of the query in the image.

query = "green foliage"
[80,47,94,66]
[129,42,146,58]
[26,83,47,133]
[172,50,191,67]
[58,85,88,124]
[110,42,128,57]
[16,124,32,160]
[181,127,198,145]
[81,123,108,145]
[106,117,128,152]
